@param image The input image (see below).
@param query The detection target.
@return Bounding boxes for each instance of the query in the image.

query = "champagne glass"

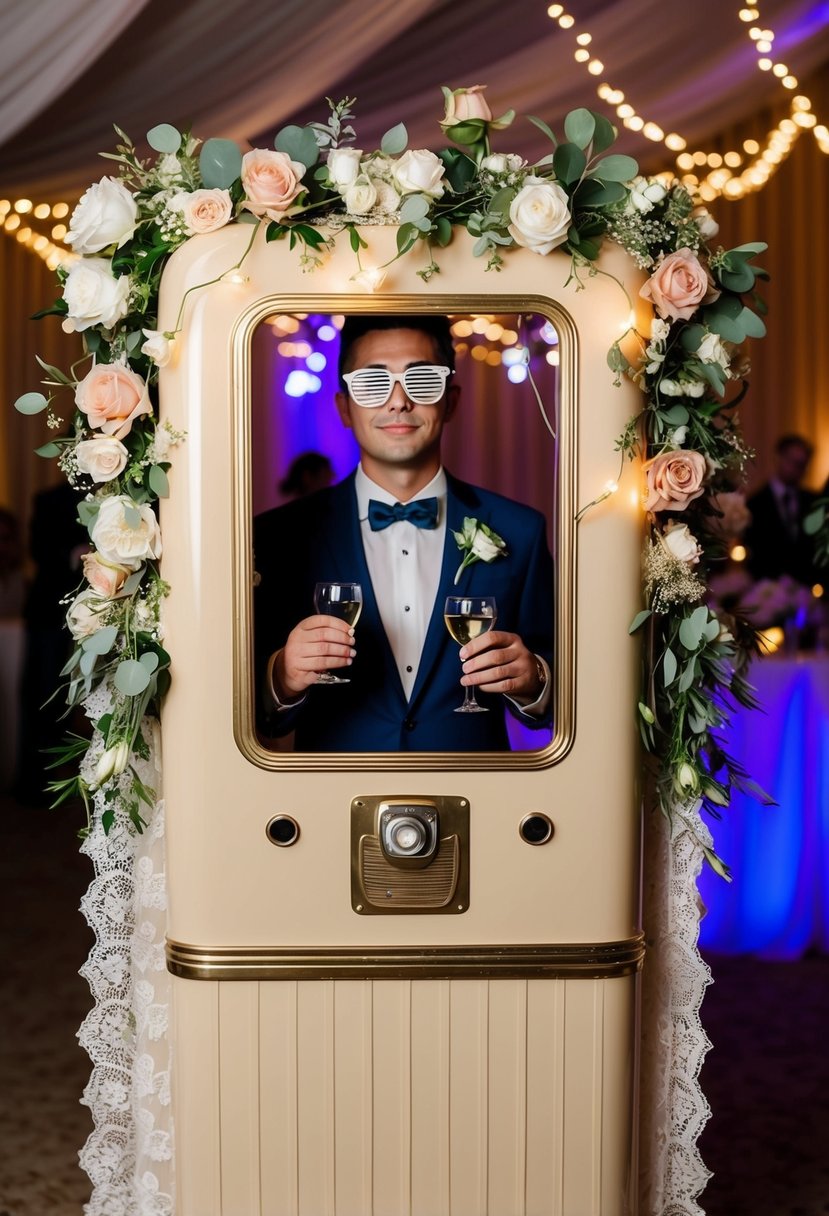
[444,595,497,712]
[313,582,362,684]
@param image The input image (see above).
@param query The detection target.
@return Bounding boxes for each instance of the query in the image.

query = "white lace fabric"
[77,687,174,1216]
[74,687,713,1215]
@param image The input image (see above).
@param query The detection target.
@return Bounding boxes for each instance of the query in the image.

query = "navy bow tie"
[367,497,439,531]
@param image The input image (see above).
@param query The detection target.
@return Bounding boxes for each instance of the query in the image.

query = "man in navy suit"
[253,315,554,752]
[744,434,818,586]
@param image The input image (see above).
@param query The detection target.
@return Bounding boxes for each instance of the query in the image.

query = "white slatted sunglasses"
[342,364,451,408]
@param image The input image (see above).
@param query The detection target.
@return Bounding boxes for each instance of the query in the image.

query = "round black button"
[404,605,411,612]
[403,718,416,732]
[406,665,413,673]
[266,815,300,847]
[519,813,554,846]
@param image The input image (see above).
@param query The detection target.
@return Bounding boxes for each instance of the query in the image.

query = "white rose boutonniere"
[453,517,508,585]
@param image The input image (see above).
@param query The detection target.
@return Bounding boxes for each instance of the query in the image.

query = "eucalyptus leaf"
[35,442,61,458]
[680,324,707,354]
[126,330,144,352]
[704,293,743,319]
[706,312,745,343]
[82,625,119,656]
[588,153,638,182]
[396,222,417,254]
[380,122,408,155]
[628,608,652,633]
[34,355,73,385]
[14,391,49,415]
[114,658,152,696]
[678,660,697,693]
[739,306,766,338]
[434,216,453,247]
[590,112,618,154]
[728,241,767,255]
[527,114,557,146]
[564,108,596,150]
[199,138,243,189]
[139,651,160,673]
[146,123,182,154]
[77,499,100,530]
[703,618,721,643]
[80,650,99,677]
[688,713,708,734]
[576,179,625,207]
[663,647,678,686]
[719,264,755,293]
[399,193,430,223]
[663,405,690,424]
[472,234,491,257]
[275,124,319,169]
[123,503,142,528]
[120,569,145,596]
[804,506,826,536]
[413,216,432,232]
[553,143,586,185]
[148,464,170,499]
[679,612,704,651]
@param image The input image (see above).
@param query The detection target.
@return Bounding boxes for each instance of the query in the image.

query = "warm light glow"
[33,235,48,252]
[706,152,723,167]
[772,63,788,77]
[575,48,590,62]
[485,350,501,366]
[4,214,21,231]
[52,203,69,218]
[470,345,488,361]
[587,58,604,74]
[625,115,644,131]
[545,349,560,366]
[500,329,518,345]
[604,479,619,494]
[221,270,248,285]
[547,3,563,15]
[724,150,743,167]
[756,39,772,52]
[813,584,825,599]
[485,322,503,341]
[14,198,32,214]
[33,203,51,219]
[782,75,798,89]
[558,13,575,27]
[451,319,473,337]
[758,58,772,70]
[471,316,490,334]
[730,544,747,562]
[643,122,664,142]
[677,152,695,170]
[665,133,687,151]
[51,223,67,240]
[794,111,817,128]
[629,489,639,508]
[576,31,592,44]
[758,626,784,655]
[744,138,760,154]
[616,103,634,119]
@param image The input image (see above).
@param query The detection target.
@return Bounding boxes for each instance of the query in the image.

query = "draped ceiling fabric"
[1,0,829,498]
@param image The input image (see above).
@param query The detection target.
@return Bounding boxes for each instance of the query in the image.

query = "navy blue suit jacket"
[253,472,554,752]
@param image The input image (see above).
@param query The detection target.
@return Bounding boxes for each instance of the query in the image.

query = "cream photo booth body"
[159,224,644,1215]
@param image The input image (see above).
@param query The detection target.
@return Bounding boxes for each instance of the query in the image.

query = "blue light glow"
[317,325,337,342]
[284,370,322,397]
[507,364,528,383]
[306,351,327,372]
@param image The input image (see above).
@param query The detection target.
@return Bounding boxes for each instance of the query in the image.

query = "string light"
[0,193,74,267]
[546,2,828,202]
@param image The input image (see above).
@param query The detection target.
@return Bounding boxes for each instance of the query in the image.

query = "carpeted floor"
[1,791,828,1215]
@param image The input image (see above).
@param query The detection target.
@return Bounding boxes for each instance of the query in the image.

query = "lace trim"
[77,686,174,1216]
[639,799,713,1216]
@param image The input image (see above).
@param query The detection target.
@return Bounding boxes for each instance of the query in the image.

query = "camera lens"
[390,819,426,853]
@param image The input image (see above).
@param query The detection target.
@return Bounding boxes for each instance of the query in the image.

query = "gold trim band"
[167,935,645,981]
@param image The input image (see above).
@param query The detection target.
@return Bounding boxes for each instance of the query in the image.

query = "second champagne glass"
[314,582,362,684]
[444,595,497,712]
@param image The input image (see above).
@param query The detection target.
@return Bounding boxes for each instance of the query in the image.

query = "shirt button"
[404,718,416,732]
[406,665,413,673]
[404,605,410,612]
[402,549,409,556]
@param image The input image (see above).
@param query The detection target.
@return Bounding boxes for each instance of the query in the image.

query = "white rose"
[471,529,502,561]
[669,425,688,447]
[481,152,525,174]
[61,258,131,333]
[75,436,129,483]
[91,496,162,571]
[365,153,394,180]
[392,149,445,199]
[697,332,729,369]
[371,179,401,214]
[141,328,174,367]
[327,148,363,190]
[156,153,184,187]
[659,378,683,396]
[684,380,706,397]
[662,522,702,565]
[344,177,377,214]
[692,205,720,240]
[508,177,571,255]
[67,589,109,639]
[628,176,668,214]
[66,177,138,254]
[650,318,671,343]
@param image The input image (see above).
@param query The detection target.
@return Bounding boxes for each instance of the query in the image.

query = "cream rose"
[662,522,702,565]
[471,530,502,561]
[62,258,131,333]
[91,496,162,571]
[170,188,233,235]
[344,177,377,214]
[140,328,174,368]
[75,362,152,440]
[371,179,401,214]
[441,85,492,126]
[392,149,445,199]
[508,177,571,255]
[696,331,730,369]
[66,589,109,639]
[327,148,363,191]
[93,740,130,788]
[75,436,129,483]
[692,205,720,240]
[241,149,305,219]
[480,152,524,174]
[644,450,708,513]
[83,551,129,597]
[639,247,720,321]
[67,177,138,254]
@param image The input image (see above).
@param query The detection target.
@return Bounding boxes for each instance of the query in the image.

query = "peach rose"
[75,362,152,440]
[644,450,708,512]
[172,188,233,235]
[639,247,720,321]
[82,552,128,597]
[241,149,305,220]
[442,85,492,127]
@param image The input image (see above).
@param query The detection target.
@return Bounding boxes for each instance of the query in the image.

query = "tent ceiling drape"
[1,0,828,199]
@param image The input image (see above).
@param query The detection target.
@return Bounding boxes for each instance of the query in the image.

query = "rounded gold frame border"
[167,934,644,982]
[231,293,577,771]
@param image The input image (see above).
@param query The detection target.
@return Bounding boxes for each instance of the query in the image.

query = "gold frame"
[231,293,577,771]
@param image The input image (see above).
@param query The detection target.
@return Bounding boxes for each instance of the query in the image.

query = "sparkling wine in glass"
[444,595,497,712]
[314,582,362,684]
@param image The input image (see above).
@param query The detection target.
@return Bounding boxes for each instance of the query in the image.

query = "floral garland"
[16,85,787,872]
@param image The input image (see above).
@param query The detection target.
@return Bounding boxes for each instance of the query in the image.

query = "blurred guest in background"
[14,482,87,805]
[0,508,25,619]
[744,434,818,586]
[278,451,334,500]
[0,509,27,790]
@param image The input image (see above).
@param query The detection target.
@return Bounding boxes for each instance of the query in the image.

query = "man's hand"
[459,630,544,700]
[272,615,356,699]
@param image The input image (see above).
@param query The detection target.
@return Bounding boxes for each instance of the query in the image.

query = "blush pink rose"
[241,149,306,220]
[442,85,492,126]
[173,188,233,234]
[644,450,708,512]
[75,362,152,439]
[639,247,720,322]
[82,552,128,598]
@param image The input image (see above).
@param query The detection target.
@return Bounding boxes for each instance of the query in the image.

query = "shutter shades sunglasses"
[342,365,451,408]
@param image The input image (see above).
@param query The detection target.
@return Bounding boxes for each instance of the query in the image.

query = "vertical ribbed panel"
[180,975,634,1215]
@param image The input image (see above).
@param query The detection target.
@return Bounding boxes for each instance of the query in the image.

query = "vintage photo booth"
[158,223,644,1214]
